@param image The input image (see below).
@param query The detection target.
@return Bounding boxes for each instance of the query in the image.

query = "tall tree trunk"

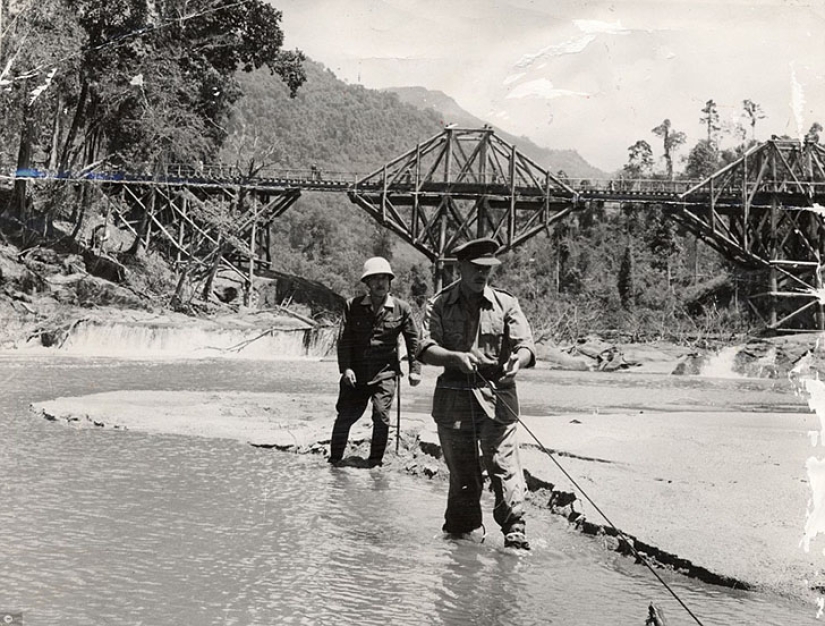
[128,187,155,257]
[59,80,88,172]
[69,184,89,242]
[48,93,63,172]
[202,235,225,301]
[10,89,34,221]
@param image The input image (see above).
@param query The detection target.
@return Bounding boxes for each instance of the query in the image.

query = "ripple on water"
[0,358,820,625]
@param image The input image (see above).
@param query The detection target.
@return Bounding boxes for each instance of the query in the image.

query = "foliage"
[684,139,719,179]
[742,99,766,142]
[2,9,820,344]
[617,244,634,310]
[700,99,721,147]
[806,122,823,144]
[0,0,306,179]
[651,119,686,180]
[222,60,443,172]
[622,140,653,178]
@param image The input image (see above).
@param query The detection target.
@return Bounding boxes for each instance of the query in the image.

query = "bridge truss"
[8,132,825,331]
[672,140,825,331]
[81,178,302,305]
[348,127,579,288]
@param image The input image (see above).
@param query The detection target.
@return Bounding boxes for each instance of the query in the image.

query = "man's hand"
[408,372,422,387]
[472,349,499,369]
[342,368,357,387]
[499,353,522,383]
[453,351,479,374]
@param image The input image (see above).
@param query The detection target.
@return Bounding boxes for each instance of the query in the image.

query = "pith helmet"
[361,256,395,282]
[452,237,501,266]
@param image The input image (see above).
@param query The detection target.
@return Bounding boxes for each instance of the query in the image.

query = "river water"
[0,355,820,625]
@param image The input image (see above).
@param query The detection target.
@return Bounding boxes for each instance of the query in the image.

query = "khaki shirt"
[337,294,421,385]
[418,282,536,424]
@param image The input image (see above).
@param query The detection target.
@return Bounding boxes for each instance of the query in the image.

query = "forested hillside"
[219,60,746,343]
[224,61,444,173]
[385,86,607,180]
[1,1,811,343]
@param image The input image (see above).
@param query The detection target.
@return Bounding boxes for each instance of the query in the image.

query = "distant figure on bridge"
[329,256,421,468]
[311,164,322,181]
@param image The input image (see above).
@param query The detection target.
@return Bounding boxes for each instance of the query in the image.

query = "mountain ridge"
[384,86,608,180]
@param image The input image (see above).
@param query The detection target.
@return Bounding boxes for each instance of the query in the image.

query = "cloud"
[505,78,589,100]
[514,34,596,69]
[573,19,630,35]
[503,72,526,86]
[514,18,630,70]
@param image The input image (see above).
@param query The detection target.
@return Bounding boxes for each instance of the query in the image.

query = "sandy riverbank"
[30,354,825,608]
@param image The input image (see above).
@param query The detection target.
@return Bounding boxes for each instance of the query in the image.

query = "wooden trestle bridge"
[11,127,825,332]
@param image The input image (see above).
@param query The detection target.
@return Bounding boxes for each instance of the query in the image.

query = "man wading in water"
[417,237,536,549]
[329,257,421,467]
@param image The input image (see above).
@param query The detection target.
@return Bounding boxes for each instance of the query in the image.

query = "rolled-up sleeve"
[336,300,354,374]
[417,296,443,361]
[505,296,536,368]
[399,302,422,375]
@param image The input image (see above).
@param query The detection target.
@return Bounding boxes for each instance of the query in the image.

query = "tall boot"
[329,417,351,463]
[368,421,389,467]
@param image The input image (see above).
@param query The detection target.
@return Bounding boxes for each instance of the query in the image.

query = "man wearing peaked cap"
[417,237,536,549]
[451,237,501,266]
[330,256,421,468]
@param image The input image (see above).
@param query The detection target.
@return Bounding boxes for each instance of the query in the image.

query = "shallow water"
[0,356,819,625]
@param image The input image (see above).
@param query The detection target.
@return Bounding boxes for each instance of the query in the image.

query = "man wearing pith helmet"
[330,256,422,467]
[417,237,536,549]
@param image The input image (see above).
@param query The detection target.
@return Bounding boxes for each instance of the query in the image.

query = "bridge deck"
[7,168,825,207]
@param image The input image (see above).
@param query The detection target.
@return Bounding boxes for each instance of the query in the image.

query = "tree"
[645,207,680,287]
[742,99,766,142]
[623,140,654,179]
[15,0,307,176]
[0,0,85,221]
[685,140,719,179]
[618,244,635,309]
[652,119,686,180]
[700,99,721,148]
[806,122,823,144]
[405,263,430,309]
[370,222,394,259]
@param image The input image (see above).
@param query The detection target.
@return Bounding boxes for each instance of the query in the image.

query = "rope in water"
[473,369,707,626]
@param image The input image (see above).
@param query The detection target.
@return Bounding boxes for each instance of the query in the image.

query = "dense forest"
[0,1,821,344]
[220,58,824,343]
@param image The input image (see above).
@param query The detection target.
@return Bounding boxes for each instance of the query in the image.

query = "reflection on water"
[0,357,819,625]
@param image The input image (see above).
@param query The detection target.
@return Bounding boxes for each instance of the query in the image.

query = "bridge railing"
[156,163,361,184]
[565,177,700,195]
[0,162,364,184]
[6,166,825,200]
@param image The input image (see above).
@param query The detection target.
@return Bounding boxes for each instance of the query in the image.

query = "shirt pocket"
[381,314,402,329]
[371,314,401,346]
[441,317,466,350]
[478,316,504,355]
[349,315,373,344]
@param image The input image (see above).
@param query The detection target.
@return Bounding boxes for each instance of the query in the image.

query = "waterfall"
[698,345,744,378]
[21,321,337,359]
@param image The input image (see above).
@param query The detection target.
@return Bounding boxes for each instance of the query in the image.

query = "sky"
[271,0,825,174]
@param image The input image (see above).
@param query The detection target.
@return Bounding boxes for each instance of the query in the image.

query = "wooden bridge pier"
[92,178,302,304]
[674,140,825,332]
[7,130,825,332]
[348,127,580,291]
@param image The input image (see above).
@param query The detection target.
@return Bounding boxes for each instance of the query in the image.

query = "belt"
[436,373,515,390]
